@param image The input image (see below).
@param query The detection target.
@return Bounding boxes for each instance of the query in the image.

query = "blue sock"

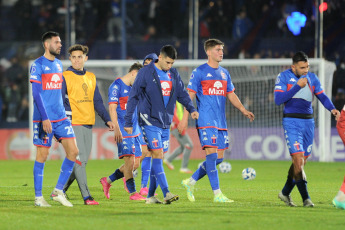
[83,196,91,201]
[282,176,296,196]
[126,178,136,193]
[33,161,45,197]
[55,158,75,190]
[206,153,219,191]
[141,157,152,188]
[191,158,223,182]
[152,158,169,197]
[148,166,157,198]
[296,179,310,201]
[109,168,124,182]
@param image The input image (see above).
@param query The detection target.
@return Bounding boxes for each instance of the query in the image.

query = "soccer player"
[164,101,194,173]
[274,51,339,207]
[179,38,254,203]
[30,31,79,207]
[333,105,345,209]
[61,44,115,205]
[124,45,199,204]
[100,62,146,201]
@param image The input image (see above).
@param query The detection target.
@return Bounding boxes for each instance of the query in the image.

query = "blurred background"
[0,0,345,160]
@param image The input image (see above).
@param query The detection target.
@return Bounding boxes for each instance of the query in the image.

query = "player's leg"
[100,163,125,199]
[179,133,193,173]
[139,145,152,196]
[50,120,78,207]
[33,121,54,207]
[278,163,297,206]
[336,107,345,145]
[333,176,345,209]
[123,154,145,200]
[164,129,182,170]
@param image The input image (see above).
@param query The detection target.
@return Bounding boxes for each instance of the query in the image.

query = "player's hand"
[178,119,188,135]
[331,109,340,121]
[107,121,115,131]
[297,77,308,88]
[243,110,255,122]
[114,128,123,143]
[190,111,199,120]
[42,119,52,134]
[124,127,133,134]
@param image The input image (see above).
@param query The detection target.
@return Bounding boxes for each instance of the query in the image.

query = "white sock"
[213,189,221,195]
[189,178,196,186]
[107,177,112,184]
[336,191,345,202]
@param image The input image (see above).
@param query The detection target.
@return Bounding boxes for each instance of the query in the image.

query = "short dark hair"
[160,45,177,60]
[204,38,224,52]
[41,31,59,48]
[292,51,308,64]
[68,44,89,55]
[128,62,143,72]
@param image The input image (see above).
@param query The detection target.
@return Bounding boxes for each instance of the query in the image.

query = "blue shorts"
[141,125,170,153]
[282,118,314,157]
[198,128,229,150]
[137,128,147,146]
[33,118,75,148]
[118,136,142,159]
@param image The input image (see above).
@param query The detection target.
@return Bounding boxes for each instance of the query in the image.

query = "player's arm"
[93,84,114,130]
[124,70,145,130]
[227,92,255,122]
[32,82,52,133]
[109,103,122,143]
[274,77,306,105]
[178,91,196,134]
[315,91,340,119]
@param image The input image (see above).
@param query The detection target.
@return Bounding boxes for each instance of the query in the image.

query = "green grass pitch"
[0,159,344,230]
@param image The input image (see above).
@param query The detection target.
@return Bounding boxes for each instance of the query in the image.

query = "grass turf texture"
[0,160,344,230]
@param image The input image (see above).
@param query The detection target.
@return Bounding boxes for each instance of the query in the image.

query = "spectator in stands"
[232,9,253,40]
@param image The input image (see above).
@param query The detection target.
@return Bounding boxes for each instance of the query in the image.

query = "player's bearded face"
[292,61,309,77]
[48,36,62,56]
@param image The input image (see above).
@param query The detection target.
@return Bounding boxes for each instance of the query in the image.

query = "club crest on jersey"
[211,135,217,144]
[161,81,172,96]
[293,141,300,150]
[167,72,171,79]
[152,138,159,148]
[132,144,135,153]
[43,73,62,90]
[56,63,62,71]
[221,71,226,80]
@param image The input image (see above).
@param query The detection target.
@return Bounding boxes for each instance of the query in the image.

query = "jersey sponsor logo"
[42,73,63,90]
[30,75,37,80]
[110,97,118,101]
[119,96,128,110]
[161,81,172,96]
[201,80,226,96]
[275,86,282,89]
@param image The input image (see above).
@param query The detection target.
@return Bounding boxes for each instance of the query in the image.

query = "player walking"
[124,45,199,204]
[180,38,254,203]
[274,51,339,207]
[30,31,79,207]
[61,44,115,205]
[100,62,146,201]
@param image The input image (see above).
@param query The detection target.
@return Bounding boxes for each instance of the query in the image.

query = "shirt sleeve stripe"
[315,90,324,95]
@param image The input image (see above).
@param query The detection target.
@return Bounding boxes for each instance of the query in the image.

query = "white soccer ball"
[242,167,256,180]
[218,161,232,173]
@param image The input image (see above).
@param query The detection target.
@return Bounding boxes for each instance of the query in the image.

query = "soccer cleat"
[333,198,345,210]
[34,196,51,207]
[130,193,146,201]
[278,191,297,207]
[139,187,149,196]
[214,193,234,203]
[303,198,314,207]
[181,179,195,202]
[164,192,179,204]
[145,196,163,204]
[123,177,129,193]
[163,159,174,170]
[180,168,193,174]
[100,177,112,199]
[50,189,73,207]
[84,197,99,205]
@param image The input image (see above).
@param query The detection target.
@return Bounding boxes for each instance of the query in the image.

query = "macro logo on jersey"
[42,73,63,90]
[161,81,172,96]
[201,80,226,96]
[119,96,128,110]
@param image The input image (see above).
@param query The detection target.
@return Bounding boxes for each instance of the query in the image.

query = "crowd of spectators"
[0,0,345,126]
